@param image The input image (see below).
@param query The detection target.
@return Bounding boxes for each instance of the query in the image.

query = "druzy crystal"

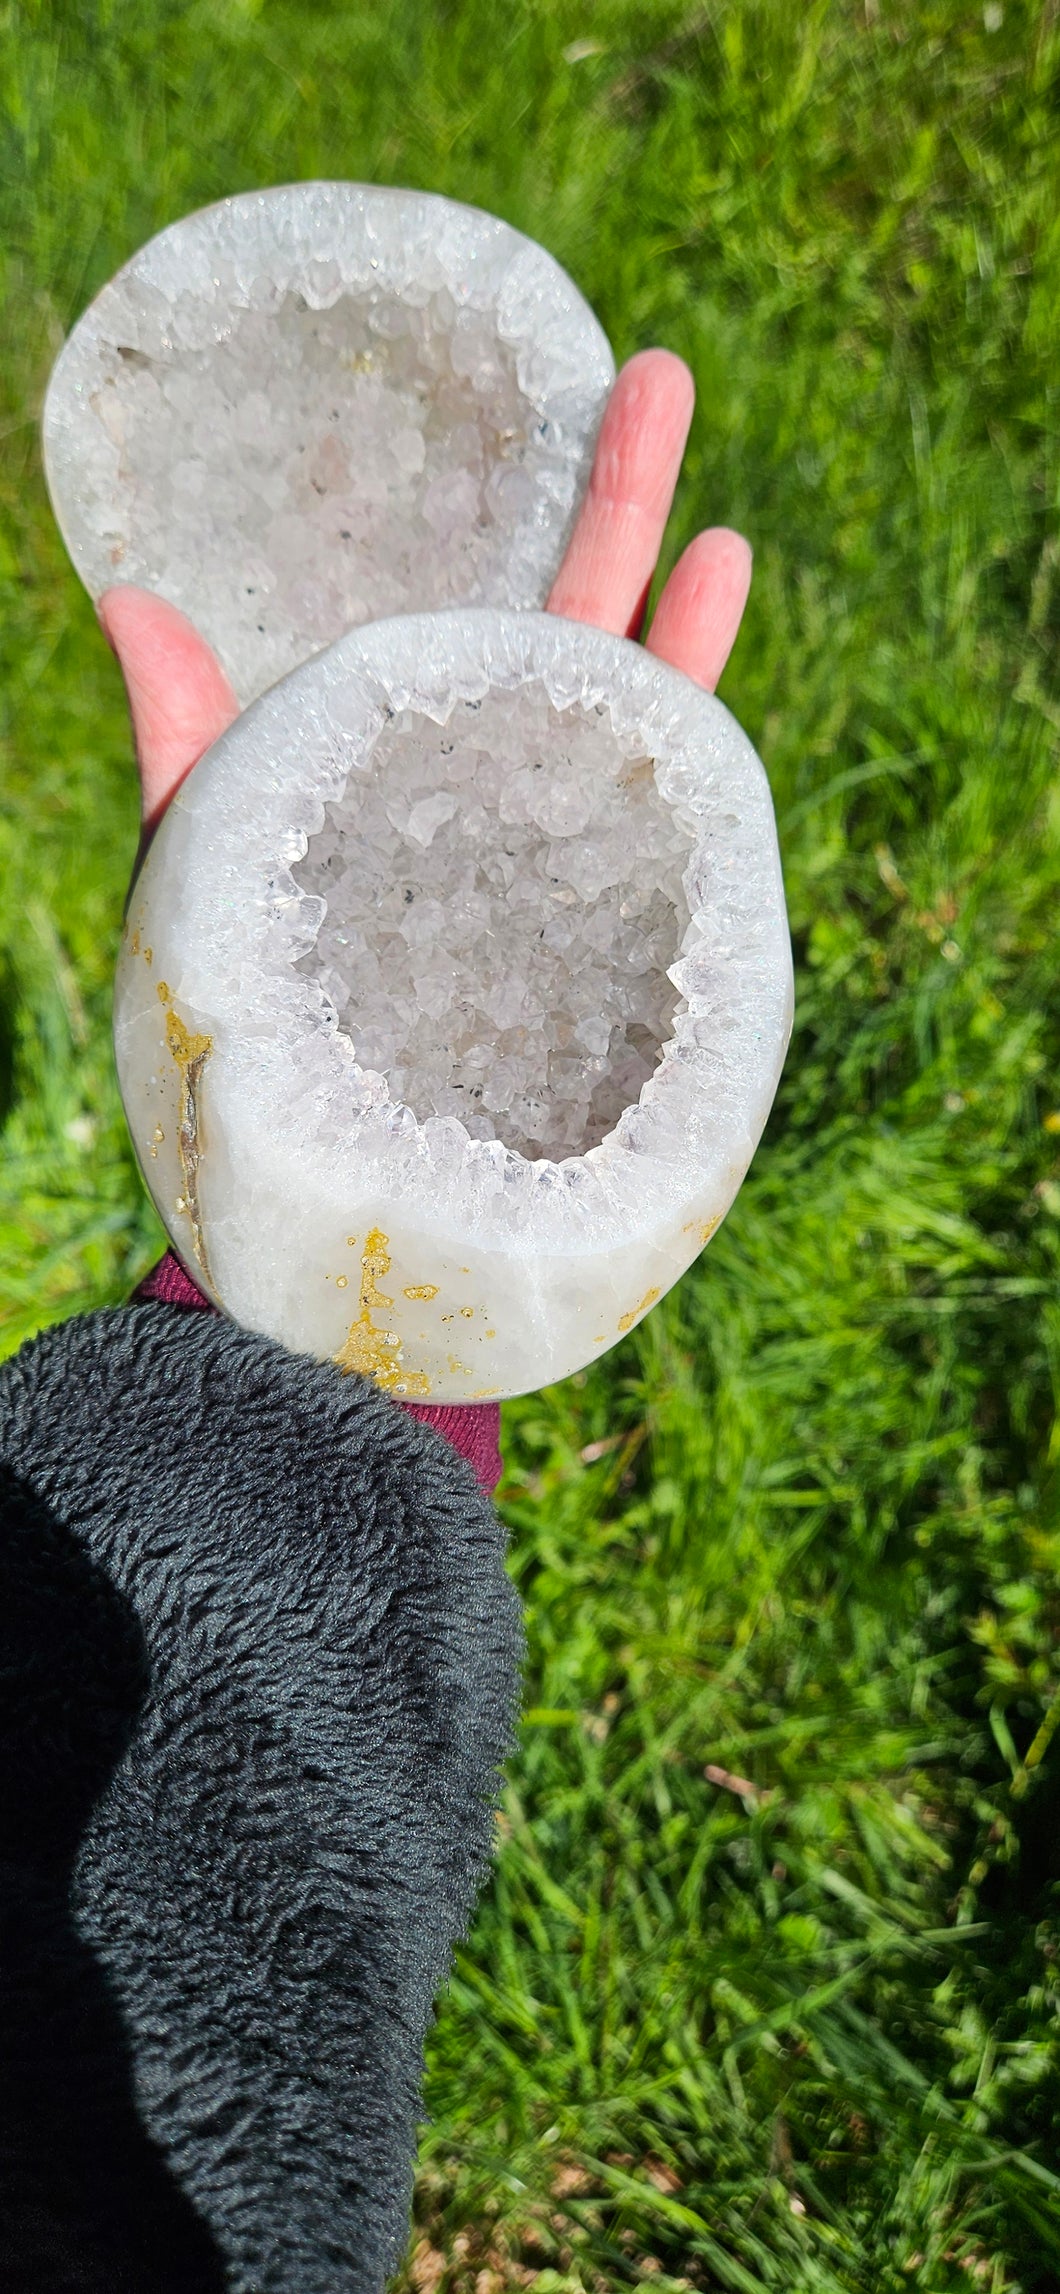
[115,610,794,1401]
[292,686,691,1162]
[42,184,614,702]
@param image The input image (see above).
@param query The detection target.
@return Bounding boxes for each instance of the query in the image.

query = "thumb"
[99,587,240,833]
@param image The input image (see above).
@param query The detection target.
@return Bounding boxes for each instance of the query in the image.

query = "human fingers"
[98,586,239,832]
[644,526,753,693]
[546,348,695,637]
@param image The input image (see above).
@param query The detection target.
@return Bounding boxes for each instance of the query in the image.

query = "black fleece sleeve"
[0,1301,522,2294]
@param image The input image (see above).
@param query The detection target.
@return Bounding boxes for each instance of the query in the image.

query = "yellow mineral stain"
[460,1306,474,1320]
[156,981,171,1004]
[683,1215,721,1248]
[144,945,153,965]
[336,1274,348,1289]
[617,1286,661,1335]
[335,1227,431,1396]
[447,1356,470,1376]
[346,1235,358,1247]
[361,1230,393,1313]
[404,1283,439,1302]
[485,1329,496,1340]
[164,1007,214,1284]
[471,1387,500,1399]
[130,929,141,956]
[152,1126,165,1143]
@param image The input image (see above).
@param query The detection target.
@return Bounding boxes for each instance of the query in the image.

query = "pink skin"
[98,348,752,830]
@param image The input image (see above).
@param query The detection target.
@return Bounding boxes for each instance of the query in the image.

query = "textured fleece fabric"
[0,1302,523,2293]
[133,1250,505,1496]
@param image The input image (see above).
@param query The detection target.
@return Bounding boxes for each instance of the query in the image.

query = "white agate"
[42,183,614,704]
[115,610,793,1401]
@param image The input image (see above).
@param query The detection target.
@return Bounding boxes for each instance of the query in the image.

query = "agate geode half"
[42,184,614,702]
[116,610,794,1401]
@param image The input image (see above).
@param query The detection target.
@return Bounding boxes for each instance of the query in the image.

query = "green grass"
[3,1,1060,2285]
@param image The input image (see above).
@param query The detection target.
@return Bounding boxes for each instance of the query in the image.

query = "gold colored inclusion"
[404,1283,439,1302]
[362,1230,392,1315]
[683,1214,721,1248]
[617,1286,661,1335]
[161,1000,214,1284]
[335,1227,431,1396]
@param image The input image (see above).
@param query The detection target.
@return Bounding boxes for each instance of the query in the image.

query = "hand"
[99,348,752,837]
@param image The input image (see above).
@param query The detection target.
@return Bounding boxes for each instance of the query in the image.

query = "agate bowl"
[116,610,793,1400]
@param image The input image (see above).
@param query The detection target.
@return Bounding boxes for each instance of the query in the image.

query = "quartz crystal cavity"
[42,183,614,703]
[293,686,691,1162]
[115,610,794,1401]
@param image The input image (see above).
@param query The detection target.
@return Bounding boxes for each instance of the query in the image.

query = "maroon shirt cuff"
[132,1254,502,1496]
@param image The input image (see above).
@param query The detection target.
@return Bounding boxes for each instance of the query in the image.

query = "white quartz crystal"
[293,686,692,1161]
[115,610,793,1400]
[42,184,614,703]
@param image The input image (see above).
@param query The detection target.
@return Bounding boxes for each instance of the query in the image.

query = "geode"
[115,610,793,1401]
[42,184,614,702]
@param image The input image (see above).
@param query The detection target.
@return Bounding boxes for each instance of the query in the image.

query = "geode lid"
[42,183,614,703]
[116,609,793,1401]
